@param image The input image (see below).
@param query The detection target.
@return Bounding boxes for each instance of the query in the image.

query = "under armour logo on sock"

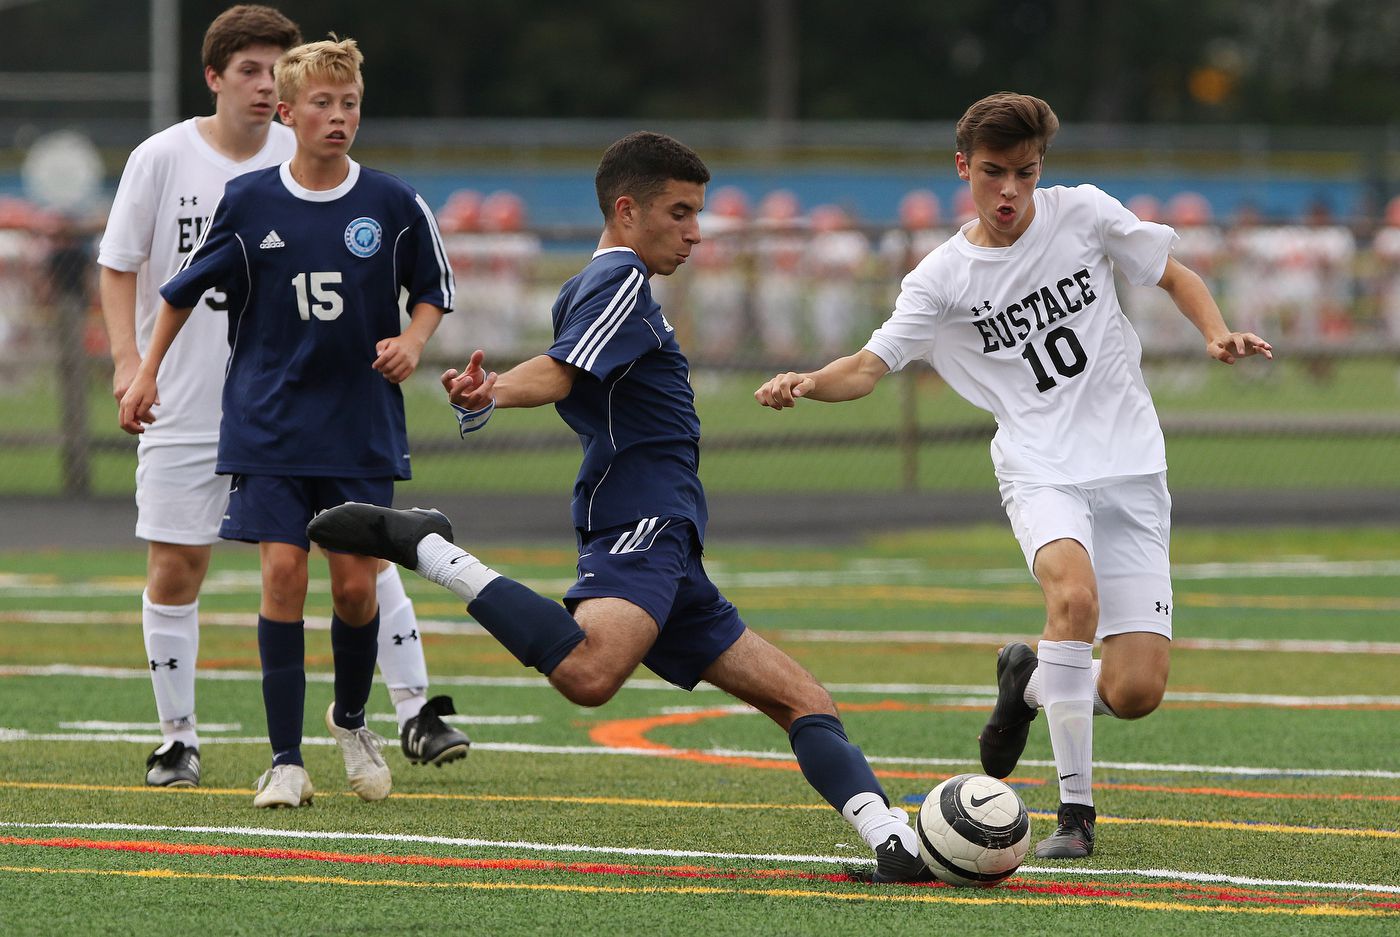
[1155,601,1171,614]
[392,629,419,646]
[149,658,178,670]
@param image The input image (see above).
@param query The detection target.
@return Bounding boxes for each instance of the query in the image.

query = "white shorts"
[134,441,229,546]
[999,472,1174,640]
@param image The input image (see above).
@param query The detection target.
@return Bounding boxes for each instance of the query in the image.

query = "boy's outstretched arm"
[1158,256,1274,365]
[442,350,578,412]
[755,349,891,410]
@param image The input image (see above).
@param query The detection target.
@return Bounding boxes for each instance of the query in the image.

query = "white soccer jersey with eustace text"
[98,119,295,445]
[865,184,1177,485]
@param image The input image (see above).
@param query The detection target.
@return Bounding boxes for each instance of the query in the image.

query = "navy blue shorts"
[564,517,746,691]
[221,475,395,550]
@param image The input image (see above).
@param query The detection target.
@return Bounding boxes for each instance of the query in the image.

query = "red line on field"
[0,836,846,883]
[4,836,1397,912]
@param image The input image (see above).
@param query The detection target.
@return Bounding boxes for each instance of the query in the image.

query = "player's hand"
[1207,331,1273,365]
[754,372,816,410]
[373,335,424,384]
[118,372,159,434]
[441,349,497,410]
[111,353,140,403]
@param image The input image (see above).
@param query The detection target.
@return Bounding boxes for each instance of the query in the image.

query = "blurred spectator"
[437,188,483,358]
[952,187,977,226]
[1272,199,1356,347]
[0,197,40,380]
[687,185,751,359]
[1223,200,1277,340]
[1118,194,1182,354]
[437,188,541,359]
[476,190,542,354]
[1371,195,1400,343]
[753,189,805,359]
[879,188,948,276]
[804,204,870,356]
[1160,192,1226,350]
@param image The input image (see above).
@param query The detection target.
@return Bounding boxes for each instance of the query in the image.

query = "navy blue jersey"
[161,160,454,479]
[547,247,707,538]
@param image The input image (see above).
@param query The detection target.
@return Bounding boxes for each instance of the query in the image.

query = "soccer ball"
[915,773,1030,887]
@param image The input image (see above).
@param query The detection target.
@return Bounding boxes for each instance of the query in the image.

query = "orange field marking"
[586,705,1042,785]
[586,705,1400,806]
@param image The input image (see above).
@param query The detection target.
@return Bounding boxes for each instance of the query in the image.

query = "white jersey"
[865,184,1177,485]
[98,119,295,445]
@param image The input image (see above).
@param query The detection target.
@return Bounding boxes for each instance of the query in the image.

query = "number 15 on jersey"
[292,272,344,321]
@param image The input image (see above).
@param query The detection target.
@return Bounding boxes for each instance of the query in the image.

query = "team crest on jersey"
[344,217,382,257]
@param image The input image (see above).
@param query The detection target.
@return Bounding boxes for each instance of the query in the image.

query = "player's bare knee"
[1046,585,1098,637]
[552,669,623,708]
[146,546,207,603]
[1105,679,1165,719]
[329,577,376,623]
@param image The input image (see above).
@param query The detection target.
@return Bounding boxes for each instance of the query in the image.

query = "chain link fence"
[0,214,1396,502]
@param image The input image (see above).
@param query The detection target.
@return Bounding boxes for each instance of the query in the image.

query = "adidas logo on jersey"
[259,230,285,250]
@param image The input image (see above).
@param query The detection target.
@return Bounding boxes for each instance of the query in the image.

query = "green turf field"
[1,526,1397,934]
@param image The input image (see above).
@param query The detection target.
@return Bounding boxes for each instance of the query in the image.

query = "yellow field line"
[2,780,1396,840]
[0,864,1389,917]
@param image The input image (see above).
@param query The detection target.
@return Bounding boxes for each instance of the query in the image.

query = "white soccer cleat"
[324,702,392,801]
[252,763,314,809]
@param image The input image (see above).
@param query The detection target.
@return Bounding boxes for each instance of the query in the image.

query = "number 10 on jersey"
[1020,325,1087,392]
[292,272,344,321]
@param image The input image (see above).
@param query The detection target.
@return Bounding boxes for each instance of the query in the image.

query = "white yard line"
[4,608,1395,653]
[1,820,1395,895]
[1,725,1396,780]
[6,556,1400,598]
[3,664,1398,708]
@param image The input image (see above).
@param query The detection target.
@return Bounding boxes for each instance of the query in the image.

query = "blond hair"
[275,36,363,104]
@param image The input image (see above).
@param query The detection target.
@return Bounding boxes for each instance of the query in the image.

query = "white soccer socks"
[1026,657,1117,717]
[841,792,919,853]
[415,533,501,603]
[1037,639,1095,807]
[374,564,430,730]
[142,590,199,748]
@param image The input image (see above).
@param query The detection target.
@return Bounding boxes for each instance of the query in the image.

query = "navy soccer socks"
[330,611,379,730]
[467,577,586,675]
[257,615,305,767]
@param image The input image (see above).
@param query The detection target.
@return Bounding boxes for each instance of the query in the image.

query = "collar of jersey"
[592,246,637,259]
[278,158,361,202]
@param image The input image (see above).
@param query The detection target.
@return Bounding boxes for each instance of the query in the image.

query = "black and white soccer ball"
[915,773,1030,887]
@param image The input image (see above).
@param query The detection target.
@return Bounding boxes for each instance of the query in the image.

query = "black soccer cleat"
[978,642,1040,779]
[401,695,471,766]
[145,740,200,788]
[846,833,933,884]
[307,503,453,570]
[1034,802,1096,859]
